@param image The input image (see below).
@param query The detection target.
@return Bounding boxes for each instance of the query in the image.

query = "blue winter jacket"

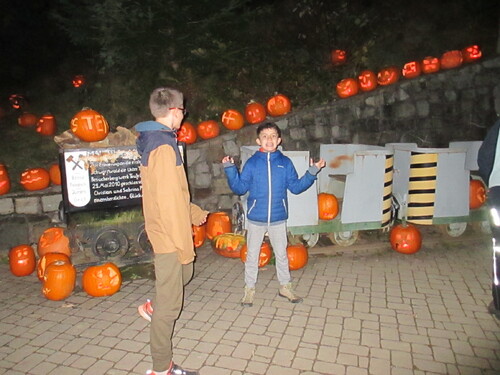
[224,150,317,224]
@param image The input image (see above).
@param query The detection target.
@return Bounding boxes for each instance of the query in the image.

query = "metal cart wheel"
[92,228,129,258]
[472,220,492,235]
[440,222,467,237]
[328,230,359,246]
[137,224,153,254]
[287,232,319,248]
[232,201,245,234]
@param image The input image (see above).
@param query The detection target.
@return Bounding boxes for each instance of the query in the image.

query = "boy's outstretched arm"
[222,155,250,195]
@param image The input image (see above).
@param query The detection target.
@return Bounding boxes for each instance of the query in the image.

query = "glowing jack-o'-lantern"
[245,101,266,124]
[36,113,56,136]
[358,70,378,92]
[221,109,245,130]
[440,50,463,69]
[37,227,71,257]
[193,224,206,248]
[20,167,50,191]
[0,164,11,195]
[421,56,440,74]
[82,262,122,297]
[266,94,291,117]
[177,122,197,144]
[330,49,347,66]
[462,45,482,63]
[18,112,38,127]
[70,108,110,142]
[9,94,27,109]
[240,241,272,268]
[336,78,359,98]
[206,212,232,240]
[197,120,220,140]
[377,66,400,86]
[402,61,422,79]
[9,244,36,277]
[72,75,85,88]
[212,233,245,258]
[42,260,76,301]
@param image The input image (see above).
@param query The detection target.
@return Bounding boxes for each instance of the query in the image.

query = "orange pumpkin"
[0,164,11,195]
[377,66,400,86]
[358,70,378,92]
[440,50,463,69]
[48,163,62,185]
[20,167,50,191]
[36,113,56,136]
[318,193,339,220]
[287,244,308,270]
[206,212,232,240]
[221,109,245,130]
[240,241,272,268]
[390,223,422,254]
[70,108,110,142]
[82,262,122,297]
[42,260,76,300]
[469,179,486,209]
[177,122,197,144]
[37,227,71,257]
[37,252,71,281]
[212,233,245,258]
[245,101,267,124]
[197,120,220,140]
[462,45,482,63]
[421,56,441,74]
[266,94,291,117]
[18,112,38,127]
[10,94,27,110]
[336,78,359,98]
[9,244,36,277]
[330,49,347,66]
[193,224,206,248]
[402,61,422,79]
[72,75,85,88]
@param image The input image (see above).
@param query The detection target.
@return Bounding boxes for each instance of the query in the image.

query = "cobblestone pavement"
[1,231,500,375]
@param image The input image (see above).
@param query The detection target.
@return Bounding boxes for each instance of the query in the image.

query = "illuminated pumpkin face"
[206,212,231,240]
[462,45,482,63]
[336,78,359,98]
[0,164,11,195]
[9,94,27,109]
[330,49,347,66]
[72,75,85,88]
[266,94,291,117]
[9,244,36,277]
[70,108,109,142]
[245,101,266,124]
[20,168,50,191]
[390,223,422,254]
[221,109,245,130]
[197,120,220,140]
[358,70,378,92]
[402,61,422,79]
[377,66,400,86]
[82,263,122,297]
[422,56,440,74]
[177,122,197,144]
[36,114,56,136]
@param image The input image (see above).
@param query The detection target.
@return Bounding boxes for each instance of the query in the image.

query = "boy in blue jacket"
[222,122,325,306]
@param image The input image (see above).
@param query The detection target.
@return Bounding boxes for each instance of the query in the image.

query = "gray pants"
[245,221,291,287]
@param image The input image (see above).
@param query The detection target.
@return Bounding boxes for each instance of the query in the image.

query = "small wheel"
[137,224,153,254]
[232,201,245,234]
[302,233,319,248]
[472,220,492,235]
[328,230,359,246]
[92,228,129,258]
[440,222,467,237]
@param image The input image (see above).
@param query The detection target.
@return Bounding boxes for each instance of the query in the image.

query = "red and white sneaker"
[138,299,153,322]
[146,363,199,375]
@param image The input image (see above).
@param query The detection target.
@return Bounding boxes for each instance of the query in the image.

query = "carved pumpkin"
[287,244,308,270]
[336,78,359,98]
[206,212,232,240]
[221,109,245,130]
[18,112,38,127]
[390,223,422,254]
[177,122,197,144]
[72,75,85,88]
[377,66,400,86]
[440,50,463,70]
[266,94,291,117]
[70,108,110,142]
[240,241,272,268]
[36,113,56,136]
[20,167,50,191]
[462,45,482,63]
[212,233,245,258]
[9,94,27,109]
[469,179,486,209]
[82,262,122,297]
[421,56,441,74]
[197,120,220,140]
[193,224,206,248]
[402,61,422,79]
[330,49,347,66]
[42,260,76,300]
[0,164,11,195]
[37,252,71,281]
[37,227,71,257]
[245,101,266,124]
[318,193,339,220]
[9,244,36,277]
[48,163,62,185]
[358,70,378,92]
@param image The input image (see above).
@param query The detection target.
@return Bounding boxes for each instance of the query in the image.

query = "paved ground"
[1,229,500,375]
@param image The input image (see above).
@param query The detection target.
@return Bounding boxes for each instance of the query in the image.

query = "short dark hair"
[257,122,281,138]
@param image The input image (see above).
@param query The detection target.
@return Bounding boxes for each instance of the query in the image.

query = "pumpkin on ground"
[18,112,38,127]
[336,78,359,98]
[318,193,339,220]
[20,167,50,191]
[469,179,486,209]
[212,233,246,258]
[287,244,308,270]
[48,163,62,185]
[9,244,36,277]
[42,260,76,300]
[193,224,206,248]
[358,70,378,92]
[37,227,71,257]
[37,253,71,281]
[240,241,272,268]
[197,120,220,140]
[82,262,122,297]
[389,223,422,254]
[245,101,266,124]
[0,164,11,195]
[177,122,197,144]
[266,94,291,117]
[206,212,232,240]
[36,113,56,136]
[70,108,110,142]
[221,109,245,130]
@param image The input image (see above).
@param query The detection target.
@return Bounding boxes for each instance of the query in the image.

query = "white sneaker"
[241,286,255,307]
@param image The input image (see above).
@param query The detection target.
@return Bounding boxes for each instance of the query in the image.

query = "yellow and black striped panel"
[407,152,437,225]
[381,154,394,227]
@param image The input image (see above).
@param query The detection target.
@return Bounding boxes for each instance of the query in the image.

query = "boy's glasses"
[169,107,187,115]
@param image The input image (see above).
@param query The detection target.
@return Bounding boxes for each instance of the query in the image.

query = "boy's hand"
[222,156,234,164]
[310,158,326,170]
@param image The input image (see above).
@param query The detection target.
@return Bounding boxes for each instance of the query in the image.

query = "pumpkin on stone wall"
[221,109,245,130]
[18,112,38,127]
[197,120,220,140]
[20,167,50,191]
[70,108,110,142]
[0,164,11,195]
[330,49,347,66]
[336,78,359,98]
[440,50,463,69]
[462,45,482,63]
[266,94,291,117]
[377,66,400,86]
[36,113,56,136]
[402,61,422,79]
[245,101,266,124]
[358,70,378,92]
[48,163,62,185]
[177,122,197,144]
[421,56,441,74]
